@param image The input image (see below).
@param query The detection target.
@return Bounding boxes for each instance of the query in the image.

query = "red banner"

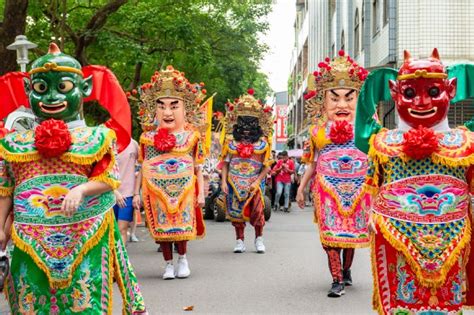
[275,105,288,143]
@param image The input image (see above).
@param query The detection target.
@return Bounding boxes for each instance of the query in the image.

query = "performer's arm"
[0,196,12,250]
[62,181,112,217]
[133,167,143,211]
[195,166,205,208]
[220,161,229,194]
[296,162,316,208]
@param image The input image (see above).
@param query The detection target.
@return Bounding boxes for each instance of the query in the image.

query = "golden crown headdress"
[305,50,368,124]
[136,65,206,131]
[223,89,273,138]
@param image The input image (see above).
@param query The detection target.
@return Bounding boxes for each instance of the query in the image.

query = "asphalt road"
[2,208,473,314]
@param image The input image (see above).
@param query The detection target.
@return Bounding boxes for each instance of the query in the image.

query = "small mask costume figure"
[298,50,370,297]
[135,66,210,280]
[355,49,474,314]
[0,43,146,314]
[219,89,273,254]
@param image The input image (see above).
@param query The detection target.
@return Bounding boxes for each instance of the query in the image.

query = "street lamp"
[7,35,37,73]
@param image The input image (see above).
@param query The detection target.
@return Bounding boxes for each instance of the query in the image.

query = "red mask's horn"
[431,48,440,60]
[403,50,411,63]
[48,42,61,55]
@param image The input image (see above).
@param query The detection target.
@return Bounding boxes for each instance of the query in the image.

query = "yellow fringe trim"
[140,130,200,155]
[368,129,474,168]
[0,187,13,197]
[0,129,116,165]
[142,185,198,242]
[61,129,116,165]
[317,175,366,217]
[108,220,114,315]
[143,174,195,214]
[370,237,386,315]
[319,237,370,249]
[375,213,471,289]
[11,210,113,289]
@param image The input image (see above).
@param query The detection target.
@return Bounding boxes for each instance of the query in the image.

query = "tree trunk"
[129,61,142,90]
[0,0,29,74]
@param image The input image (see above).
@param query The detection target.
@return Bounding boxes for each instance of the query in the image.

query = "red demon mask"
[389,49,457,128]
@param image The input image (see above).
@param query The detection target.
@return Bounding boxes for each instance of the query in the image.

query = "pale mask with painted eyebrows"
[155,97,186,132]
[324,88,358,122]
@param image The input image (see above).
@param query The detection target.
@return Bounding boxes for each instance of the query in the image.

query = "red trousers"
[159,241,187,261]
[232,192,265,240]
[323,246,355,283]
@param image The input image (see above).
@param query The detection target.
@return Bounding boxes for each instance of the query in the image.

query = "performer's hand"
[296,190,305,209]
[133,194,142,211]
[368,215,377,234]
[0,230,6,251]
[114,190,126,208]
[249,182,259,192]
[62,186,85,217]
[221,182,229,195]
[197,194,205,208]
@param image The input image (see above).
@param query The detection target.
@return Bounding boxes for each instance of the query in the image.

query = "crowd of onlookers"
[268,150,311,212]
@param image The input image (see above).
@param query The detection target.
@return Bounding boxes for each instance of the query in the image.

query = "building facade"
[287,0,474,149]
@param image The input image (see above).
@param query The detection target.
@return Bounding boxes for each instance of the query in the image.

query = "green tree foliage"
[1,0,273,138]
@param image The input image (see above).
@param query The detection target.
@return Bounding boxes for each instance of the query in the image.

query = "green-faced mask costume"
[26,43,92,122]
[0,43,146,314]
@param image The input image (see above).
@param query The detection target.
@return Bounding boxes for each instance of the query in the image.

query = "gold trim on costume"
[397,70,447,81]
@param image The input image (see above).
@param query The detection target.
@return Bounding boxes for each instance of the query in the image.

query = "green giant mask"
[25,43,93,122]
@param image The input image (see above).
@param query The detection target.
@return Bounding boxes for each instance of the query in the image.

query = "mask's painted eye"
[33,82,48,93]
[403,87,416,99]
[428,86,440,97]
[58,81,74,93]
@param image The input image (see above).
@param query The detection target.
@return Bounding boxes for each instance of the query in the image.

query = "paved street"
[116,207,374,314]
[2,208,473,314]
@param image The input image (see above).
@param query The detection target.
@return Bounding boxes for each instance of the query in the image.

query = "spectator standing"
[272,151,294,212]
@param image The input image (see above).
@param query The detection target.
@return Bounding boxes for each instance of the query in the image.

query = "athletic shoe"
[254,236,265,254]
[327,282,345,297]
[163,263,175,280]
[176,257,190,278]
[233,239,246,253]
[129,234,139,242]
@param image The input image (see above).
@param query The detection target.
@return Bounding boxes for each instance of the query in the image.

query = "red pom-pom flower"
[402,125,439,160]
[247,88,255,96]
[34,119,72,158]
[328,120,354,144]
[154,128,176,152]
[237,143,254,158]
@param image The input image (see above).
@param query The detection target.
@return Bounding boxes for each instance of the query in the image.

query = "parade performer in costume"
[355,49,474,314]
[133,66,210,280]
[296,50,370,297]
[0,43,146,314]
[220,89,273,254]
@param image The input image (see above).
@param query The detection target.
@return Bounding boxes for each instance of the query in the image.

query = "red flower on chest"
[154,128,177,152]
[236,142,254,158]
[328,120,354,144]
[402,125,440,160]
[34,119,72,158]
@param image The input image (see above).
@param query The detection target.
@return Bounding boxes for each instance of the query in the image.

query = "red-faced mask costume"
[389,48,457,129]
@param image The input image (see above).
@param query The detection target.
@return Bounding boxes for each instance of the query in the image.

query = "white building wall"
[397,0,474,64]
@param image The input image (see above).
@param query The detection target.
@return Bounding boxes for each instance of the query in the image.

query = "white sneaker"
[129,234,139,242]
[176,256,191,278]
[163,263,175,280]
[255,237,265,254]
[233,239,246,253]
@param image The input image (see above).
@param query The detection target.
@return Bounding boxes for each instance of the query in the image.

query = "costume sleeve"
[89,140,121,190]
[262,140,273,167]
[0,158,14,197]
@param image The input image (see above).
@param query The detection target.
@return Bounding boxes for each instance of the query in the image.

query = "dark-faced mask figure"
[233,115,263,143]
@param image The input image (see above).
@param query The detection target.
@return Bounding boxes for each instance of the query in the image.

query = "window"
[383,0,389,26]
[341,30,345,51]
[372,0,380,37]
[354,8,360,55]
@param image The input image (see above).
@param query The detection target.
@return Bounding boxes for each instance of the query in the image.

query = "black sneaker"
[343,269,352,286]
[327,281,345,298]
